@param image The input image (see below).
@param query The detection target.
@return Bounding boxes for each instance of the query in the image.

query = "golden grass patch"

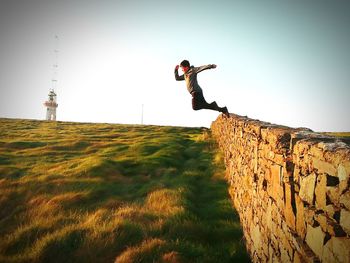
[145,188,185,216]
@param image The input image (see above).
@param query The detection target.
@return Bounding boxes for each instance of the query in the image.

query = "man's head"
[180,60,190,73]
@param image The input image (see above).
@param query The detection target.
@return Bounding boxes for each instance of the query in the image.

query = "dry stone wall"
[211,114,350,263]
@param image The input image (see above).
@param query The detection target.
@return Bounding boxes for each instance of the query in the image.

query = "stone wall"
[211,114,350,263]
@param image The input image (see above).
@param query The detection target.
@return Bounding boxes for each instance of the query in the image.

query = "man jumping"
[174,59,229,117]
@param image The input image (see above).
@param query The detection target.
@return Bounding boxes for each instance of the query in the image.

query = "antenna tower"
[52,35,59,91]
[44,35,59,120]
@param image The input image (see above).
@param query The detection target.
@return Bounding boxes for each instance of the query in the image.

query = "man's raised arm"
[174,65,185,81]
[195,64,217,74]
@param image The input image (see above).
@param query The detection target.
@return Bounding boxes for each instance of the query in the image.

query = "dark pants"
[191,91,223,112]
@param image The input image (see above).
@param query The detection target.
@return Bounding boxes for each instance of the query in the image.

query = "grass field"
[323,132,350,145]
[0,118,250,263]
[324,132,350,137]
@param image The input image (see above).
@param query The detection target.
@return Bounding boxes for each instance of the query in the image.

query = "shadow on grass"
[154,139,250,263]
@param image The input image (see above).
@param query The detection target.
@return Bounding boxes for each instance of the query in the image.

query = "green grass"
[324,132,350,137]
[324,132,350,140]
[0,118,250,263]
[323,132,350,145]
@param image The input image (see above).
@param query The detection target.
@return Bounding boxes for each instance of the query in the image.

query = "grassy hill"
[0,118,250,263]
[323,132,350,145]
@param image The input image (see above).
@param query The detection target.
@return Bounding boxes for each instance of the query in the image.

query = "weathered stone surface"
[315,212,346,237]
[305,207,319,227]
[261,127,291,150]
[340,190,350,210]
[299,173,316,205]
[322,237,350,263]
[293,167,301,186]
[315,212,327,232]
[280,246,292,263]
[305,225,325,259]
[318,141,348,152]
[211,114,350,263]
[293,251,303,263]
[251,224,262,252]
[269,164,283,202]
[327,186,340,206]
[284,183,296,231]
[340,209,350,235]
[309,145,324,159]
[337,164,348,181]
[312,157,337,176]
[265,200,273,232]
[339,180,348,197]
[315,173,327,210]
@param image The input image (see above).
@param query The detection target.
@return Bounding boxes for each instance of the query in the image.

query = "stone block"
[282,235,294,262]
[305,207,317,227]
[266,200,273,232]
[295,194,306,239]
[325,205,338,220]
[340,190,350,210]
[269,164,284,202]
[251,224,262,252]
[315,212,327,232]
[337,164,349,182]
[318,140,348,152]
[293,140,312,156]
[268,153,285,166]
[315,212,346,237]
[262,237,269,257]
[284,182,296,231]
[293,251,303,263]
[315,173,327,210]
[300,164,312,180]
[280,246,292,263]
[267,150,275,160]
[340,209,350,235]
[270,228,280,250]
[290,233,306,256]
[327,186,340,206]
[309,145,324,159]
[261,127,291,151]
[322,237,350,263]
[292,236,320,263]
[305,225,325,259]
[339,180,348,197]
[299,173,316,205]
[312,157,337,176]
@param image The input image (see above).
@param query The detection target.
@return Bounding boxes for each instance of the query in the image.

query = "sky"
[0,0,349,131]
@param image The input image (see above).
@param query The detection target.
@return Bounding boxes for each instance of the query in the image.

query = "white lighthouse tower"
[44,89,58,120]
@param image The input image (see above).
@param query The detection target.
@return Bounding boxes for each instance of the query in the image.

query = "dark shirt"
[174,64,215,94]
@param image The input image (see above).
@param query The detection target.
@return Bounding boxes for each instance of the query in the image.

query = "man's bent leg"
[207,101,221,111]
[192,92,227,114]
[205,100,229,116]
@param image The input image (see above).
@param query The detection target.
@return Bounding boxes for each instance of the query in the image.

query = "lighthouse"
[44,89,58,121]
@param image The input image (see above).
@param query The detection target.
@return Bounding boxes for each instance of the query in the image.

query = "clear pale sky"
[1,0,349,131]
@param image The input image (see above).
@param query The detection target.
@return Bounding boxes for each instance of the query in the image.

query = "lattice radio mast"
[44,35,59,120]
